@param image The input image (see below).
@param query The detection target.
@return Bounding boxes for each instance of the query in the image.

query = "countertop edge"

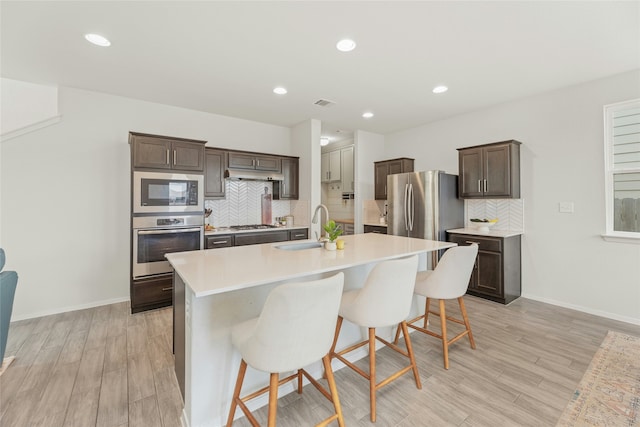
[447,228,524,238]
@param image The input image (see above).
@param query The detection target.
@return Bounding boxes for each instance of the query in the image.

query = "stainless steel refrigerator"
[387,170,464,262]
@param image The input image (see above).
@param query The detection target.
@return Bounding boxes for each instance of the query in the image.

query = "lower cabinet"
[364,225,387,234]
[447,233,521,304]
[131,273,173,313]
[205,234,234,249]
[289,229,308,240]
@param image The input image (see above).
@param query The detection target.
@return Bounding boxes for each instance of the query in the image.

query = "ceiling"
[2,1,639,141]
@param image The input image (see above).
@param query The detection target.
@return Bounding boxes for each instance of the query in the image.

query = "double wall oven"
[131,171,204,311]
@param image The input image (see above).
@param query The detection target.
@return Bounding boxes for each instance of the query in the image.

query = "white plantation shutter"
[605,99,640,236]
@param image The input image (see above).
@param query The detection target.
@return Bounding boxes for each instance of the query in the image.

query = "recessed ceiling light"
[336,39,356,52]
[84,33,111,47]
[320,137,330,146]
[362,112,374,119]
[273,87,287,95]
[432,85,448,94]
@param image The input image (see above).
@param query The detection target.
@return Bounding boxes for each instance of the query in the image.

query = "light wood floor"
[1,296,639,427]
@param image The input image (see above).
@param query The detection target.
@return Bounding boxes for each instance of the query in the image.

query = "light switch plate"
[559,202,574,213]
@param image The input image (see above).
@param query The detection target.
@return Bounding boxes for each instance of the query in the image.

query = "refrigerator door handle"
[404,183,409,231]
[408,183,414,231]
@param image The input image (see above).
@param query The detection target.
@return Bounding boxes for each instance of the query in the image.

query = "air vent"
[314,99,336,107]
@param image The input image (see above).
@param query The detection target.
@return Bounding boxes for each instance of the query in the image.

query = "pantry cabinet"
[458,140,521,198]
[341,146,355,193]
[130,132,205,172]
[374,158,414,200]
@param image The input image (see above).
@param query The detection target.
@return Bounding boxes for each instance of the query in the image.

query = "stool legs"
[439,299,449,369]
[331,318,421,422]
[267,373,278,427]
[458,297,476,349]
[227,360,248,427]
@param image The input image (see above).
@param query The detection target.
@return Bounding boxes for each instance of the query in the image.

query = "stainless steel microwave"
[133,171,204,214]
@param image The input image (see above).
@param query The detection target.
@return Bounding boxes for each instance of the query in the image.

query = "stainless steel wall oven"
[132,215,203,279]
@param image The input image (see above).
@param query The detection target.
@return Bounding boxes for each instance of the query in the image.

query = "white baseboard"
[11,296,131,322]
[521,293,640,326]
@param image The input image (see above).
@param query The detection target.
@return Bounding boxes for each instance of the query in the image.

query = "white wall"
[1,78,59,137]
[385,69,640,324]
[354,130,385,234]
[1,85,291,320]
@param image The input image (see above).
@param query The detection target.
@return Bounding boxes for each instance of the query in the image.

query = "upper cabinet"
[228,152,281,172]
[374,158,414,200]
[321,150,342,183]
[457,140,521,199]
[204,148,226,199]
[273,157,299,200]
[341,146,354,193]
[130,132,205,172]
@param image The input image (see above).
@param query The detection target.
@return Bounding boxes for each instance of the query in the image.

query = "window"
[604,99,640,242]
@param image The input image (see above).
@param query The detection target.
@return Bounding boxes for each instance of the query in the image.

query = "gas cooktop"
[229,224,279,230]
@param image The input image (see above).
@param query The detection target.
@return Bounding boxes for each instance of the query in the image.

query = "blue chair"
[1,248,19,364]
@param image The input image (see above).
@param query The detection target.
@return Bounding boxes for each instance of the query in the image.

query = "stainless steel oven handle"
[137,227,202,235]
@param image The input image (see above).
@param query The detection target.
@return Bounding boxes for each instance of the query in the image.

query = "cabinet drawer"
[206,235,234,249]
[131,274,173,312]
[448,234,502,252]
[289,229,308,240]
[364,225,387,234]
[234,230,289,246]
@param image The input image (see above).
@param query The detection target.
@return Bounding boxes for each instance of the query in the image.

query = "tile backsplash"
[205,181,308,227]
[465,199,524,231]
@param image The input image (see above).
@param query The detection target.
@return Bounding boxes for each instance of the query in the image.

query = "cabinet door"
[228,153,256,170]
[133,137,172,170]
[289,229,308,240]
[321,152,331,182]
[255,155,281,172]
[276,158,298,199]
[476,250,502,297]
[459,147,484,198]
[341,146,354,192]
[204,149,226,199]
[234,231,289,246]
[205,235,234,249]
[484,144,511,197]
[171,141,204,171]
[329,150,341,181]
[374,162,389,200]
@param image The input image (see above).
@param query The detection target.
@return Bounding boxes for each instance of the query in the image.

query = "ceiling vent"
[314,99,336,107]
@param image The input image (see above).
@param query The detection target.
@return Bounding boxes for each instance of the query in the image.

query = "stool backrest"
[425,244,478,299]
[248,272,344,373]
[1,247,18,362]
[350,255,419,328]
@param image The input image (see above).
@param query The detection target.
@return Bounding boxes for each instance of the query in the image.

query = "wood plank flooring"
[1,296,639,427]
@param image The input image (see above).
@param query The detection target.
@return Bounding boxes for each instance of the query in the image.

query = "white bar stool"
[396,244,478,369]
[329,255,421,422]
[226,273,345,427]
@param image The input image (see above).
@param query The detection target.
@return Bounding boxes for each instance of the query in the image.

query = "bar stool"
[396,244,478,370]
[226,273,345,427]
[329,255,420,422]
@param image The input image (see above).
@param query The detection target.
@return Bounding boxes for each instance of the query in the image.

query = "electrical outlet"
[559,202,574,213]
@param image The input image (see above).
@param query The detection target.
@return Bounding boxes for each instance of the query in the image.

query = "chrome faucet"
[312,204,330,241]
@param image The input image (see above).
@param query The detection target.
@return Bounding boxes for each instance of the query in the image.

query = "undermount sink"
[274,242,323,251]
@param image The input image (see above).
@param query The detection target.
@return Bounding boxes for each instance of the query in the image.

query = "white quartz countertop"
[166,233,455,298]
[447,228,524,238]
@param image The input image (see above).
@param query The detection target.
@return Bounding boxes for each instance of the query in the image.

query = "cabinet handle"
[465,240,480,245]
[283,183,286,195]
[484,179,487,193]
[478,180,481,193]
[213,240,229,244]
[173,150,177,165]
[166,149,170,165]
[294,233,304,237]
[252,159,256,167]
[256,159,260,167]
[161,287,173,292]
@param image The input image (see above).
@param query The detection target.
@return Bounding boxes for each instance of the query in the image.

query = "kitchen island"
[166,233,455,427]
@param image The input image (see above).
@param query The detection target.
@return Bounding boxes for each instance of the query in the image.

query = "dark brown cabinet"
[374,158,414,200]
[273,157,299,200]
[131,273,173,313]
[205,234,234,249]
[457,140,521,199]
[289,229,308,240]
[130,132,205,172]
[447,232,521,304]
[234,230,289,246]
[228,152,281,172]
[204,148,226,199]
[364,225,387,234]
